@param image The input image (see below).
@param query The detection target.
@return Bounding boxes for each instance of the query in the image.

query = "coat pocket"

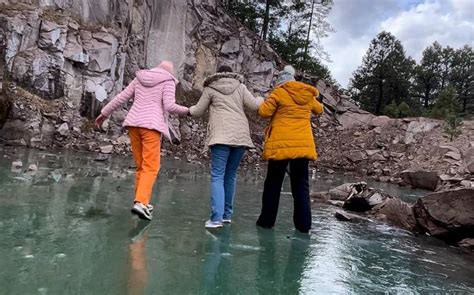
[264,125,272,142]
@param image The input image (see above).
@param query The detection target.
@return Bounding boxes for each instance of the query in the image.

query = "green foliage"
[225,0,337,83]
[443,114,463,142]
[398,102,412,118]
[429,87,460,119]
[382,101,413,118]
[351,32,471,117]
[383,101,400,118]
[350,31,415,115]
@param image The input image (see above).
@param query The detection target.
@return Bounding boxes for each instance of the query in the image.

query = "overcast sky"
[320,0,474,88]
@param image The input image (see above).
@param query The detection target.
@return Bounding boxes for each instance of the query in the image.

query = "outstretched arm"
[189,88,212,117]
[100,79,137,117]
[162,80,189,115]
[241,85,263,111]
[258,89,279,118]
[311,99,324,116]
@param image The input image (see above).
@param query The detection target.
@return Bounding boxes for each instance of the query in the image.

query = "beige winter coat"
[189,72,263,148]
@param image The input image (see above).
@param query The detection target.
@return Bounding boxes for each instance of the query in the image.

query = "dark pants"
[256,158,312,233]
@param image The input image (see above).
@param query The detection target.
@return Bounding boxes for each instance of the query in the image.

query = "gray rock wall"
[0,0,286,150]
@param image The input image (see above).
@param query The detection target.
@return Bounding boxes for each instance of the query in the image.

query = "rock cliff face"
[0,0,283,147]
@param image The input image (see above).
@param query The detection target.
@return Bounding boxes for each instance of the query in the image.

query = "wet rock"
[400,170,439,191]
[414,188,474,245]
[343,185,388,212]
[458,238,474,251]
[334,210,370,222]
[11,160,23,172]
[327,183,357,200]
[28,164,38,172]
[310,191,330,202]
[94,154,109,162]
[372,198,416,231]
[100,145,113,154]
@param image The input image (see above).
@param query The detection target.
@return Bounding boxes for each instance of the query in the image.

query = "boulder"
[403,120,439,144]
[221,38,240,54]
[369,116,392,127]
[38,20,67,52]
[327,183,359,200]
[458,238,474,251]
[100,145,113,154]
[413,188,474,245]
[343,187,388,212]
[467,162,474,174]
[57,123,69,137]
[400,170,439,191]
[372,198,416,231]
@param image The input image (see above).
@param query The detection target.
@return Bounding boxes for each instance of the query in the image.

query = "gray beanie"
[275,65,296,86]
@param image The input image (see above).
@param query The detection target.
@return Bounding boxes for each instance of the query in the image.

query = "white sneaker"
[147,204,154,211]
[223,219,232,224]
[205,220,223,229]
[131,203,152,221]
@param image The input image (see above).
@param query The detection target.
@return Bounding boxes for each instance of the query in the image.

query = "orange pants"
[128,127,161,205]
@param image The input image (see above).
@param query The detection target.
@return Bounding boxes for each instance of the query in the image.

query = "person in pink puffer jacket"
[95,61,189,221]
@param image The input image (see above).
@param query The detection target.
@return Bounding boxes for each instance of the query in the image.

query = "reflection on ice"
[0,147,473,294]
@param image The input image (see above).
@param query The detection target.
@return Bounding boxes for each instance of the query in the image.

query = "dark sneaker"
[131,202,152,221]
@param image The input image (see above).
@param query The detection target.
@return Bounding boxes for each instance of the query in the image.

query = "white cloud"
[321,0,474,88]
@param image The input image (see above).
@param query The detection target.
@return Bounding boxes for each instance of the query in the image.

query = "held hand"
[95,114,107,129]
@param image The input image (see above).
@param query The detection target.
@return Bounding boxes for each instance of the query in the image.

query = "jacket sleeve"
[258,89,279,118]
[162,80,189,115]
[189,88,212,117]
[101,79,137,116]
[241,85,263,111]
[311,99,324,116]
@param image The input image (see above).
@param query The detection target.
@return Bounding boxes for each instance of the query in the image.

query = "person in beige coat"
[189,65,263,228]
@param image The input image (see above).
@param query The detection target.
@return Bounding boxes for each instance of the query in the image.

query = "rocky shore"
[311,182,474,252]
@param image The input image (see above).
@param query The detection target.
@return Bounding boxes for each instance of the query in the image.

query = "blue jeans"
[210,145,246,222]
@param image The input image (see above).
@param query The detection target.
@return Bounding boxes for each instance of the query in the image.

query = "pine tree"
[429,87,459,119]
[444,114,463,142]
[350,31,415,115]
[412,42,442,108]
[450,45,473,113]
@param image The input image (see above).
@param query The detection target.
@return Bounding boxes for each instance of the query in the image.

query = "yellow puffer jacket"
[258,81,323,161]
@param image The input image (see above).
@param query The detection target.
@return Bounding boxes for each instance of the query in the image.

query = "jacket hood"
[204,72,244,95]
[280,81,319,105]
[135,68,178,87]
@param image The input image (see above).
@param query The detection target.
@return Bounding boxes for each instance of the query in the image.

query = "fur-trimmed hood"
[203,72,244,95]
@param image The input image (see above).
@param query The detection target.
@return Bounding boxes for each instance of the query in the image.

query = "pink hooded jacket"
[100,68,189,140]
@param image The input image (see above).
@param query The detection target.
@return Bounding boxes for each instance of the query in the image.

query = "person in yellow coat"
[256,65,324,233]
